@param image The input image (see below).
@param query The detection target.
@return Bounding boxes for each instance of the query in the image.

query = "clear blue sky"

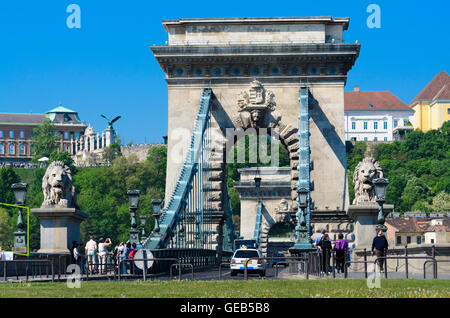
[0,0,448,144]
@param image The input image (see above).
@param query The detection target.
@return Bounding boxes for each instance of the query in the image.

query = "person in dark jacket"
[318,233,332,274]
[371,229,389,272]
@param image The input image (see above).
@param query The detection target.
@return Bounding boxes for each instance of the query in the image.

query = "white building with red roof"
[344,86,414,142]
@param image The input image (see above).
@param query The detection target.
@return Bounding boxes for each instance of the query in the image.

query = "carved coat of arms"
[234,80,278,129]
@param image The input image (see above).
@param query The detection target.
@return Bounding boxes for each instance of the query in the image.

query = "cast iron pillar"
[290,85,315,254]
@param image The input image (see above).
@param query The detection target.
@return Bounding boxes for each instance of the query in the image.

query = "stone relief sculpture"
[352,157,383,205]
[42,161,78,209]
[274,199,292,223]
[234,80,281,129]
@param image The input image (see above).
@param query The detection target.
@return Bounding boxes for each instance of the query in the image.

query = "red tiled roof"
[0,113,46,124]
[410,71,450,104]
[344,91,412,111]
[386,217,450,233]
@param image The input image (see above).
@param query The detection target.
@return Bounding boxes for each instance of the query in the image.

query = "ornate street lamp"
[297,188,308,227]
[127,189,141,210]
[127,189,140,244]
[11,183,28,251]
[373,178,389,233]
[151,199,163,235]
[140,215,147,241]
[254,177,261,189]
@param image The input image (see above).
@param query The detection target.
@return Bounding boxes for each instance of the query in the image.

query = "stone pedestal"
[347,204,394,250]
[31,208,88,254]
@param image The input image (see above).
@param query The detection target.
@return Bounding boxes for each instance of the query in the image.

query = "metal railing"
[1,259,55,282]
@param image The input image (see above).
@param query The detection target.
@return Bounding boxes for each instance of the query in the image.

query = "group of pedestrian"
[70,236,113,274]
[313,228,389,274]
[114,242,138,274]
[314,230,349,274]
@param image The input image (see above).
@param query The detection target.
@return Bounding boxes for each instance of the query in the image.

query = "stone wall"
[120,144,157,162]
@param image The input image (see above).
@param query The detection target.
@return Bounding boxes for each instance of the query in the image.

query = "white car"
[230,248,266,277]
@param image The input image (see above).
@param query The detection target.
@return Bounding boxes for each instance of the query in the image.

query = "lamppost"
[140,215,147,242]
[373,178,389,233]
[11,183,28,252]
[151,199,163,236]
[127,189,140,244]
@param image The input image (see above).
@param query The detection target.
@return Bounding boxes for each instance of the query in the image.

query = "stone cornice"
[152,43,360,60]
[162,17,350,30]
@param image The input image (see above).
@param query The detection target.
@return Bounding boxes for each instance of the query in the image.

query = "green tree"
[0,167,21,204]
[31,119,59,162]
[102,142,122,164]
[0,207,13,250]
[432,191,450,213]
[49,150,77,174]
[401,177,432,211]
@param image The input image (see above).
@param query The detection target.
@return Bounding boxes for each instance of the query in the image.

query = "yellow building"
[410,71,450,131]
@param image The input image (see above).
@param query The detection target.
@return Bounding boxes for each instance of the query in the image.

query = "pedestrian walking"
[317,233,332,274]
[333,233,349,273]
[371,229,389,272]
[85,236,98,273]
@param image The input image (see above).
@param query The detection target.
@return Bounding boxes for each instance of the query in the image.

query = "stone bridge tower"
[151,17,360,246]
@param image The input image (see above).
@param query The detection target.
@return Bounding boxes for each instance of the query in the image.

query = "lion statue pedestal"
[31,161,88,254]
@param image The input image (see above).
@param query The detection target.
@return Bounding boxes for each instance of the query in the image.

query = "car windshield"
[234,250,259,258]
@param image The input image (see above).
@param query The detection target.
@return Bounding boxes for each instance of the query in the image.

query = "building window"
[64,144,70,152]
[431,239,434,244]
[406,236,411,244]
[351,122,356,130]
[75,132,80,140]
[0,130,3,138]
[384,137,388,141]
[19,144,25,155]
[383,121,387,129]
[9,131,14,138]
[396,236,401,245]
[447,108,450,115]
[394,120,398,128]
[374,122,378,130]
[374,137,378,141]
[417,236,422,244]
[19,131,25,139]
[9,143,14,154]
[403,120,408,126]
[363,122,368,130]
[0,143,3,154]
[364,137,368,141]
[64,132,70,140]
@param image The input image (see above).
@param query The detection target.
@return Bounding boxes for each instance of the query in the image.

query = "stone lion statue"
[42,161,78,208]
[353,157,383,205]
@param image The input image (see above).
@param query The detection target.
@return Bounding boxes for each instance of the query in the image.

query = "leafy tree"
[31,119,59,162]
[49,150,77,174]
[432,191,450,213]
[0,167,21,204]
[0,207,13,250]
[102,142,122,164]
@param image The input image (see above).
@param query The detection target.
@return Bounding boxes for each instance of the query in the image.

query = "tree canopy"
[31,119,59,162]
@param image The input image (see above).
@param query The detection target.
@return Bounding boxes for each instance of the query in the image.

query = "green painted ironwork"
[253,200,263,248]
[290,85,315,253]
[143,88,218,251]
[222,183,237,253]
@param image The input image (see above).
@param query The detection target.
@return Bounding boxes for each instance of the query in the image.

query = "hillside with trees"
[347,122,450,213]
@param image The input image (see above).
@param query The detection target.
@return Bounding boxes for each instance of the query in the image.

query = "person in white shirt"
[98,237,112,274]
[85,236,98,273]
